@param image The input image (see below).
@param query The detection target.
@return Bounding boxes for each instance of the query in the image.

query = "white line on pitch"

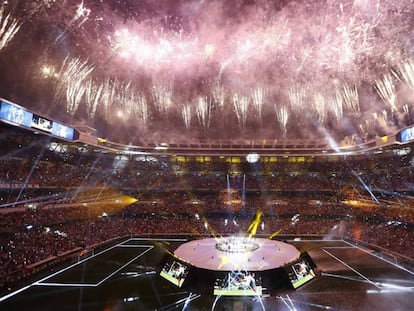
[342,240,414,275]
[37,245,154,287]
[129,237,188,241]
[35,238,133,285]
[286,239,343,242]
[322,249,380,289]
[0,285,31,303]
[34,282,97,287]
[96,246,154,286]
[0,238,133,302]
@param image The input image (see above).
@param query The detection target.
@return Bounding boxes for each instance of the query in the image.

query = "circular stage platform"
[174,237,301,271]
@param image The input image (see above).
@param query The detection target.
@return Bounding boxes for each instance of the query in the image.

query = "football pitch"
[1,237,413,311]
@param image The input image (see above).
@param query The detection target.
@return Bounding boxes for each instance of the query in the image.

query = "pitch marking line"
[286,239,343,242]
[37,245,154,287]
[34,238,133,285]
[342,240,414,275]
[129,237,188,241]
[0,238,134,302]
[96,245,153,286]
[117,244,152,248]
[322,248,380,289]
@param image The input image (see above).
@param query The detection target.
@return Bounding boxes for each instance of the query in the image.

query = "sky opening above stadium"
[1,0,414,145]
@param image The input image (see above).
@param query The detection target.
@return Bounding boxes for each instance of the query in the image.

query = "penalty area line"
[96,245,154,286]
[322,249,379,289]
[342,240,414,275]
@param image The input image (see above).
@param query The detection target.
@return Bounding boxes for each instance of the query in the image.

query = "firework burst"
[251,87,265,121]
[396,60,414,94]
[0,6,21,52]
[54,57,94,115]
[3,0,414,142]
[232,94,250,130]
[375,74,398,113]
[196,96,212,133]
[341,83,360,113]
[182,104,192,132]
[312,93,327,124]
[152,82,173,115]
[275,105,289,138]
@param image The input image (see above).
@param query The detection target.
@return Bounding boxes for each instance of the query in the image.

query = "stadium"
[0,1,414,310]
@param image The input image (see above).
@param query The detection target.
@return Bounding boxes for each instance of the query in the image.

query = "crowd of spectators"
[1,136,414,294]
[1,193,413,289]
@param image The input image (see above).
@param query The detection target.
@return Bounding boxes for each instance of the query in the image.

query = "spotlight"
[246,153,260,163]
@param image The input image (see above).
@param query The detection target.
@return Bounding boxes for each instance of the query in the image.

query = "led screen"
[159,261,188,287]
[51,122,75,140]
[0,100,33,127]
[213,271,262,296]
[400,126,414,143]
[31,115,52,133]
[286,259,316,289]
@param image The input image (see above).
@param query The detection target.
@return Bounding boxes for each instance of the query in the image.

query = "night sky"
[1,0,414,145]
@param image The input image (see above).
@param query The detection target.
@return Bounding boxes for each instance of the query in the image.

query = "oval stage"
[174,237,301,271]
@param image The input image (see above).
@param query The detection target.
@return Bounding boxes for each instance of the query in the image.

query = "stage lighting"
[246,153,259,163]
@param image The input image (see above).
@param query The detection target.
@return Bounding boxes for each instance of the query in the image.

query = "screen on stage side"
[159,260,188,287]
[213,271,262,296]
[286,259,315,289]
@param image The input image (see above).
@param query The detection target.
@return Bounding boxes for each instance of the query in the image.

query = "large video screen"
[159,260,188,287]
[400,126,414,143]
[213,271,262,296]
[51,121,75,140]
[0,100,33,127]
[286,259,316,289]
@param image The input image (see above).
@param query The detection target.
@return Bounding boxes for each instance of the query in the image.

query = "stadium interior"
[0,99,413,310]
[1,1,414,310]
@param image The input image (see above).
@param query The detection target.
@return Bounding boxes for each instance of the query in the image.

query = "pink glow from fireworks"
[8,0,414,142]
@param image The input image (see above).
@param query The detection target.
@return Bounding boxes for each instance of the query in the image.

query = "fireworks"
[232,94,250,130]
[331,90,344,124]
[375,74,398,113]
[85,79,103,118]
[99,79,117,119]
[204,43,216,60]
[288,85,307,115]
[182,104,192,132]
[251,87,265,121]
[136,94,149,125]
[196,96,212,133]
[275,105,289,137]
[341,84,360,113]
[2,0,414,142]
[110,23,197,70]
[54,57,94,115]
[152,83,173,115]
[0,6,21,52]
[396,60,414,93]
[73,1,90,27]
[312,93,327,124]
[212,80,225,110]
